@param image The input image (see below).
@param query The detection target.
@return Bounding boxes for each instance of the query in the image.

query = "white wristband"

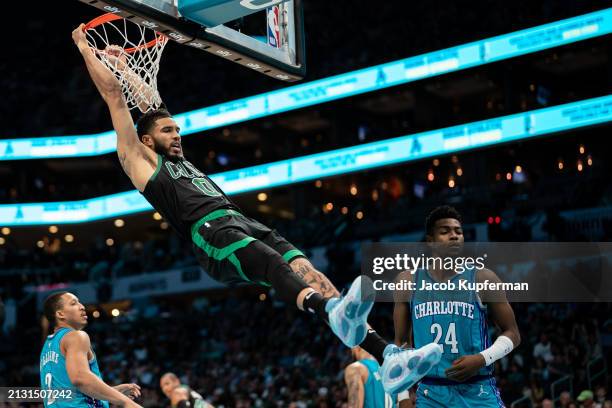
[479,335,514,366]
[397,390,410,402]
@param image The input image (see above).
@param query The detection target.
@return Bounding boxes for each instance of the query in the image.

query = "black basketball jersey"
[142,154,239,240]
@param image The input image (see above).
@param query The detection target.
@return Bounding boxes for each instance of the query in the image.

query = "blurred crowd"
[1,297,611,408]
[501,302,612,407]
[1,0,610,406]
[3,200,612,297]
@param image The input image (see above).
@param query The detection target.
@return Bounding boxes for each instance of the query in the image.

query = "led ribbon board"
[1,95,610,225]
[1,8,610,161]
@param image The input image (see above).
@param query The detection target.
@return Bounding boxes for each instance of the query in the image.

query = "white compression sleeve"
[480,335,514,366]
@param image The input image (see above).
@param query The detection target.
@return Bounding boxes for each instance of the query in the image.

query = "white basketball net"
[85,16,168,113]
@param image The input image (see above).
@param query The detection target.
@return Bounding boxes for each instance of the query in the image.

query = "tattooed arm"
[344,362,367,408]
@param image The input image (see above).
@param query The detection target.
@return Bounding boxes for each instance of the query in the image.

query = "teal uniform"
[411,268,504,407]
[40,328,109,408]
[360,359,396,408]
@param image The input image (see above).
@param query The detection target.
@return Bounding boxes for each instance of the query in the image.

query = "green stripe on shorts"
[191,209,243,234]
[191,214,256,282]
[227,253,251,283]
[228,253,271,287]
[282,249,306,263]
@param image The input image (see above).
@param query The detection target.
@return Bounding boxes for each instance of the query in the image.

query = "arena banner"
[114,266,225,298]
[1,95,611,226]
[362,242,612,303]
[1,8,610,160]
[31,266,225,307]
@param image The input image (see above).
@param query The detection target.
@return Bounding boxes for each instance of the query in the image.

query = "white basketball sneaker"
[380,343,443,395]
[326,275,376,348]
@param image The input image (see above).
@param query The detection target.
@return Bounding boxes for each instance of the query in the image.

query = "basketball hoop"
[83,13,168,112]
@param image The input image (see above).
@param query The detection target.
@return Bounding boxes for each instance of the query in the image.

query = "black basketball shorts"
[190,209,306,285]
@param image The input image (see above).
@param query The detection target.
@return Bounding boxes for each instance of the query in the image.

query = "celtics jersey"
[39,328,109,408]
[411,268,492,379]
[142,154,239,240]
[360,359,396,408]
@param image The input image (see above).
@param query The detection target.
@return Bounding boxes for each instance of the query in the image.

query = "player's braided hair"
[425,205,463,235]
[136,105,172,141]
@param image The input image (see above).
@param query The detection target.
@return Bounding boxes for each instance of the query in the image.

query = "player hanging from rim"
[71,22,441,393]
[391,206,521,407]
[40,291,142,408]
[160,372,214,408]
[345,347,397,408]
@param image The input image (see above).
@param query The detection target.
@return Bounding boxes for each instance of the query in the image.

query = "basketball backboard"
[77,0,305,81]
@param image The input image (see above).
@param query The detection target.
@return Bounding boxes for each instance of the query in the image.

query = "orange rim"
[84,13,166,54]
